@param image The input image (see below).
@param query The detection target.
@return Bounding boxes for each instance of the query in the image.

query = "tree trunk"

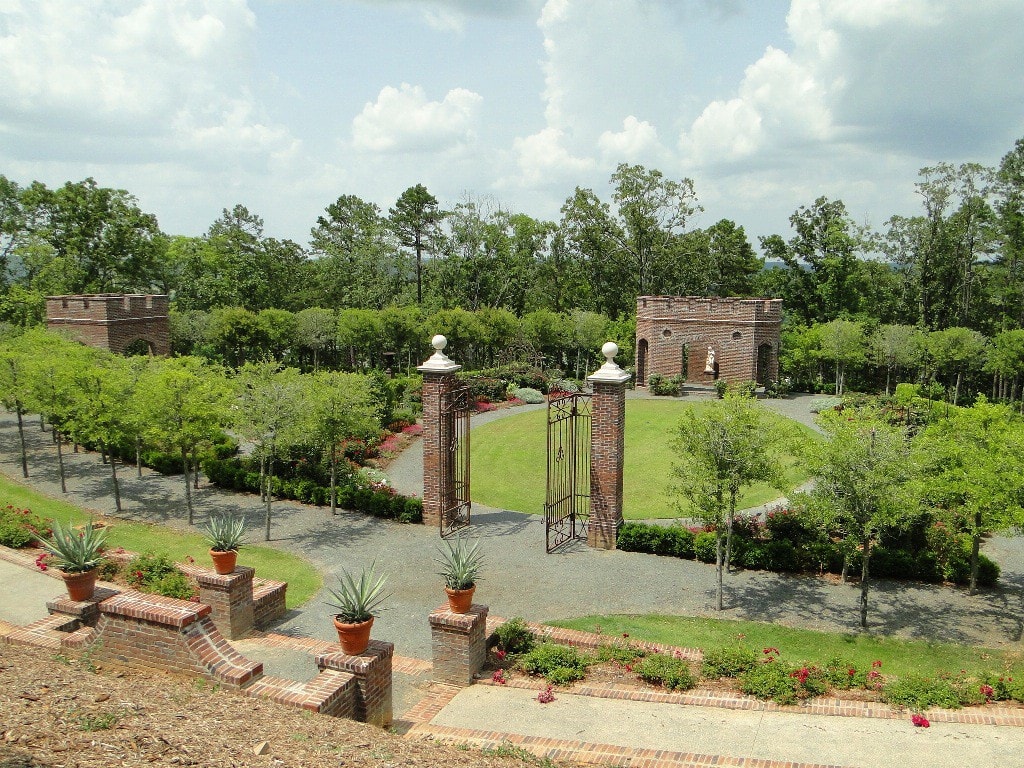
[715,530,724,611]
[56,430,67,493]
[969,515,982,596]
[264,460,273,541]
[954,370,962,405]
[135,436,143,478]
[181,445,194,525]
[835,361,841,396]
[841,554,849,583]
[40,413,45,431]
[16,406,28,478]
[108,445,122,513]
[859,536,871,629]
[329,443,338,516]
[885,367,891,397]
[726,490,737,573]
[192,447,200,490]
[259,454,267,502]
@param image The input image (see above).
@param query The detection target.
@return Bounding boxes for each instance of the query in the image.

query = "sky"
[2,0,1023,252]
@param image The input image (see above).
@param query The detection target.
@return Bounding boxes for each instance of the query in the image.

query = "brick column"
[428,603,489,686]
[418,335,461,528]
[316,640,394,727]
[196,566,255,640]
[587,342,630,550]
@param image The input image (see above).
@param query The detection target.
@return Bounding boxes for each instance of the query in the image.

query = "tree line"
[0,329,382,538]
[2,135,1020,338]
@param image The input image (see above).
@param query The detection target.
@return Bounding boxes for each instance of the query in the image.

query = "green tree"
[304,371,380,515]
[62,349,135,512]
[136,356,231,524]
[0,333,34,476]
[295,308,337,371]
[231,362,304,540]
[818,319,867,395]
[23,332,82,493]
[871,324,924,395]
[985,329,1024,407]
[389,184,442,304]
[803,412,914,628]
[670,396,788,610]
[915,397,1024,593]
[926,327,987,404]
[994,138,1024,329]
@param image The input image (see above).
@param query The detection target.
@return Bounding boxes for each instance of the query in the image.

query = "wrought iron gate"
[544,393,591,552]
[440,383,472,538]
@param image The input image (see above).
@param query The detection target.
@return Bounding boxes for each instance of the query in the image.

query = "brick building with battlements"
[635,296,782,387]
[45,294,170,356]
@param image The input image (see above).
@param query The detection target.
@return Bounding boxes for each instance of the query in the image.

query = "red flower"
[911,714,930,728]
[492,669,507,685]
[871,660,883,668]
[495,649,507,661]
[980,684,994,700]
[537,685,555,704]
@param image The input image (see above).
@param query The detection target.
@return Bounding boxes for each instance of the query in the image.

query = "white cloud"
[598,117,664,162]
[510,127,595,187]
[0,0,296,167]
[351,83,483,153]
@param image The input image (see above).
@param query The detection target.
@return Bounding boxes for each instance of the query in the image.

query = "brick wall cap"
[99,590,210,627]
[195,566,255,588]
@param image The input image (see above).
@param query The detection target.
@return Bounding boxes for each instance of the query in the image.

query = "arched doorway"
[756,342,773,385]
[123,338,155,356]
[637,338,648,386]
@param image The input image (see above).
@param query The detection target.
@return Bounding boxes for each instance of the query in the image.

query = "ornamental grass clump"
[201,513,245,552]
[326,563,390,624]
[436,536,484,590]
[40,520,108,573]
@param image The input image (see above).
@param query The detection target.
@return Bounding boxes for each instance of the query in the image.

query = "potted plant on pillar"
[201,513,245,575]
[40,520,109,601]
[326,563,390,655]
[437,536,484,613]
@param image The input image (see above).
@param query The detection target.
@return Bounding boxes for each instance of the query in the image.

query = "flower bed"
[485,619,1024,718]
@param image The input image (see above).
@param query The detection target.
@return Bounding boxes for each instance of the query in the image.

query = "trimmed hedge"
[617,512,1000,588]
[202,456,423,523]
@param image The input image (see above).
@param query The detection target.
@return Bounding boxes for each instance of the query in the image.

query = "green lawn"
[550,614,1020,678]
[471,399,814,519]
[0,474,322,608]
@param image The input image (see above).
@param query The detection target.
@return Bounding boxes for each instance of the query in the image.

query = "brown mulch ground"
[0,644,537,768]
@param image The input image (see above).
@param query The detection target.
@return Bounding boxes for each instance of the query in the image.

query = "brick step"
[245,670,356,717]
[1,614,79,649]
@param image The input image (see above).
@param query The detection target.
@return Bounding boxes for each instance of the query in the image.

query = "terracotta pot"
[61,568,98,602]
[333,616,374,655]
[445,585,476,614]
[209,548,238,575]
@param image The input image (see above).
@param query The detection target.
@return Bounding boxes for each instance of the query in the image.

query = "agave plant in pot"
[40,520,109,601]
[326,563,390,655]
[201,513,244,575]
[437,536,484,613]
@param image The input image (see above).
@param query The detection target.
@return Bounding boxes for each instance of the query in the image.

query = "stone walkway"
[3,394,1024,768]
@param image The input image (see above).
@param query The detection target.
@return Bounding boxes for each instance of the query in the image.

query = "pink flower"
[980,684,994,700]
[537,685,555,704]
[911,714,930,728]
[495,649,507,661]
[492,669,507,685]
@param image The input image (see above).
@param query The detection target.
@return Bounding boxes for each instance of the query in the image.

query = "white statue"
[704,346,716,374]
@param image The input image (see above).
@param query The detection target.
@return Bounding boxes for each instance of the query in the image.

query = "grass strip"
[550,614,1020,679]
[0,473,321,608]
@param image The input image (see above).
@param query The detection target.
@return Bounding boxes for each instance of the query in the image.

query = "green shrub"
[982,671,1024,703]
[740,662,827,705]
[693,532,717,563]
[882,675,965,710]
[491,617,535,655]
[513,387,545,404]
[518,643,589,684]
[701,644,758,678]
[0,520,34,548]
[127,552,195,599]
[822,658,869,690]
[0,504,50,547]
[648,373,685,397]
[594,642,646,665]
[636,654,696,691]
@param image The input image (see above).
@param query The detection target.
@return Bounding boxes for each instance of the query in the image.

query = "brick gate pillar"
[418,335,461,528]
[587,342,630,550]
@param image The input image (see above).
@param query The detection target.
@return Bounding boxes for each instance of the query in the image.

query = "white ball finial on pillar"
[418,334,462,373]
[588,340,631,383]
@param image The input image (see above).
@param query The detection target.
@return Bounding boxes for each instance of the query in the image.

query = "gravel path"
[2,395,1022,662]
